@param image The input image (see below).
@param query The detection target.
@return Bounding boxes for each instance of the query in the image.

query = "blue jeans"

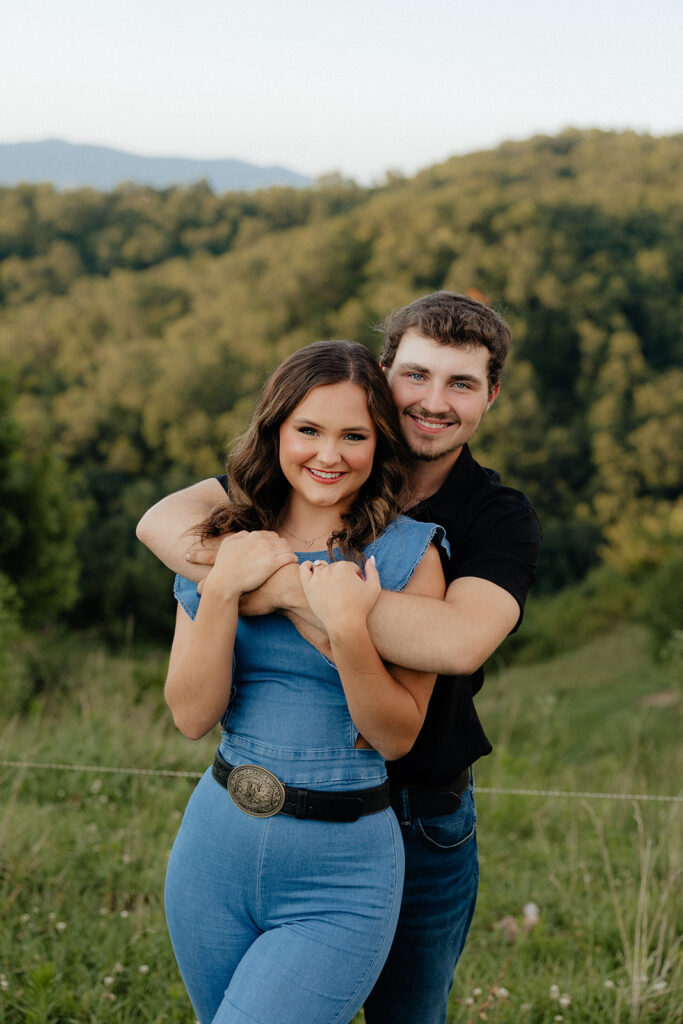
[364,782,479,1024]
[164,768,404,1024]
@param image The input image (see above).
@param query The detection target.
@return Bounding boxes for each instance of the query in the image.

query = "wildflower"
[604,980,615,989]
[122,853,132,865]
[55,921,67,932]
[20,913,31,923]
[48,912,57,921]
[0,974,8,991]
[120,910,130,919]
[103,977,114,986]
[103,991,116,1002]
[99,907,109,916]
[521,1004,531,1012]
[559,993,571,1007]
[496,915,519,942]
[523,901,539,922]
[465,997,474,1006]
[554,1016,564,1022]
[114,962,123,973]
[523,901,540,932]
[473,987,482,996]
[139,964,150,974]
[651,980,667,993]
[496,987,509,998]
[91,779,102,793]
[550,985,560,1000]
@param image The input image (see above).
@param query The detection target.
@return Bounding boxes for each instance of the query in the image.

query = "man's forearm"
[136,479,227,582]
[366,579,520,676]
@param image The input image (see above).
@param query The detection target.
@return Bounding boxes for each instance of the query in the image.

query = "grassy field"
[0,625,680,1023]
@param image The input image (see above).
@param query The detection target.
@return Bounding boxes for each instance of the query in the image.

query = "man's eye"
[451,382,470,390]
[408,373,425,381]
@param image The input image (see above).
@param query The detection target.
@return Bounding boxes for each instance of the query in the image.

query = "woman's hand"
[299,556,381,635]
[203,531,297,600]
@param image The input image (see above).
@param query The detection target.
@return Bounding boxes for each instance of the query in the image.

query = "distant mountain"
[0,139,312,192]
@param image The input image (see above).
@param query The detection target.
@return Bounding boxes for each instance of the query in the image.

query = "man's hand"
[185,535,222,569]
[238,561,304,616]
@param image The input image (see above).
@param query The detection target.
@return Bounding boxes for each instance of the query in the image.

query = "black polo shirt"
[387,443,541,785]
[217,444,540,786]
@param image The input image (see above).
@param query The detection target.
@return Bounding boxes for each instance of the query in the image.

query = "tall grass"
[0,625,680,1023]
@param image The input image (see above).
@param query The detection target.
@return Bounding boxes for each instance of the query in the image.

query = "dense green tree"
[0,129,681,633]
[0,373,86,624]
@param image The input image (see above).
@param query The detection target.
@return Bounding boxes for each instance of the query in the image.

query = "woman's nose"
[316,438,341,465]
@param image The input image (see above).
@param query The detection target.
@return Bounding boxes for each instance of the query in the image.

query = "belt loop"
[295,789,308,819]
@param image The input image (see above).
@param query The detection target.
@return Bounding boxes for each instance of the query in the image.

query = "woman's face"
[278,381,377,513]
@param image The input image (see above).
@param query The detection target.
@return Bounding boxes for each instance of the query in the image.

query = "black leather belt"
[390,769,471,821]
[212,752,390,823]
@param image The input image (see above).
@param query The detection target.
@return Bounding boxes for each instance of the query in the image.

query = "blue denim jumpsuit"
[164,517,445,1024]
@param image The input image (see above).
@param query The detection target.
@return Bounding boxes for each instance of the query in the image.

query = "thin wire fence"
[1,759,681,803]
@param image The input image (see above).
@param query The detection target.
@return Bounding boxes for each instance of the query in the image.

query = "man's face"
[382,329,499,462]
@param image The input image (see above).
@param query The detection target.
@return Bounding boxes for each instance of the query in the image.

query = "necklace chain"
[279,523,331,549]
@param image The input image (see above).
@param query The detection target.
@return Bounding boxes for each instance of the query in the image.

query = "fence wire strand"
[1,759,681,803]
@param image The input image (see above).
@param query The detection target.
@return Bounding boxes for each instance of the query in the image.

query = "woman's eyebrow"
[291,418,372,432]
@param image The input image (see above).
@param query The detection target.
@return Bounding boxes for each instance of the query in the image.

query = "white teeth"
[413,417,451,431]
[307,468,343,479]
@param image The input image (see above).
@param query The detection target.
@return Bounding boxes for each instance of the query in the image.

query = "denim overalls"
[164,517,445,1024]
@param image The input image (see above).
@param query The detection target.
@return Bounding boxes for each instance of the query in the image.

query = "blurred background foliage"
[0,128,681,663]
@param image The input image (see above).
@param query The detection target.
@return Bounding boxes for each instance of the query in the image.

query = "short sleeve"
[174,574,201,621]
[365,517,449,593]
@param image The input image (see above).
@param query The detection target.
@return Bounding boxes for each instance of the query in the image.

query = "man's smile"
[406,411,458,434]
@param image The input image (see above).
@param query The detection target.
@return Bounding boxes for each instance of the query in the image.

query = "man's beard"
[407,440,463,462]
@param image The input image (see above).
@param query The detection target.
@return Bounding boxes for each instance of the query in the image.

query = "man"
[137,291,541,1024]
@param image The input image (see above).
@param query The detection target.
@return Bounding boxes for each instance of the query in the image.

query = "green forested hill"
[1,128,681,638]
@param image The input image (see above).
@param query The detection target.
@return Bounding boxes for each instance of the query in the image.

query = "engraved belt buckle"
[227,764,286,818]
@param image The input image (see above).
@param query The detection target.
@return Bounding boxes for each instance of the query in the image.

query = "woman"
[163,341,446,1024]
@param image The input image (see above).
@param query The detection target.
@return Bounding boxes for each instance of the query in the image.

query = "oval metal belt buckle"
[227,764,286,818]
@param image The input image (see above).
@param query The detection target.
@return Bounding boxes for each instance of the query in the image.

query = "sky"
[2,0,681,184]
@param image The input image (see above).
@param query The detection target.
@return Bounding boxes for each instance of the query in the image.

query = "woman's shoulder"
[364,516,448,593]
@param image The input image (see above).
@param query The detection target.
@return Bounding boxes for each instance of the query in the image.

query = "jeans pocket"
[415,788,477,851]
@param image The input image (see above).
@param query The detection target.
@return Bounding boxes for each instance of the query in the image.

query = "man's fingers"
[186,532,245,565]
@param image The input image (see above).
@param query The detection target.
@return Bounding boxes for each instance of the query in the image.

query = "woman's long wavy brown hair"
[199,341,408,562]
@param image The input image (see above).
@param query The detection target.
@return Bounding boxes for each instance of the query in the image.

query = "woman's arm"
[299,544,445,761]
[165,532,297,738]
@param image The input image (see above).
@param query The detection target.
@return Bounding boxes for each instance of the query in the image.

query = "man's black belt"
[212,752,390,823]
[390,769,471,821]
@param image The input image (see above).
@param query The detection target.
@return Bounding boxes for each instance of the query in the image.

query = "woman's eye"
[345,433,367,442]
[298,427,318,436]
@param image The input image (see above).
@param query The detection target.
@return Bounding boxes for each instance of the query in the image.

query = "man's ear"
[486,382,500,410]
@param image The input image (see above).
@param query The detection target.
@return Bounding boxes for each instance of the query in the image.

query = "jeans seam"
[416,819,477,851]
[331,809,402,1024]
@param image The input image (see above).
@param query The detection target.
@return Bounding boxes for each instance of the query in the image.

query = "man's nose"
[420,384,451,415]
